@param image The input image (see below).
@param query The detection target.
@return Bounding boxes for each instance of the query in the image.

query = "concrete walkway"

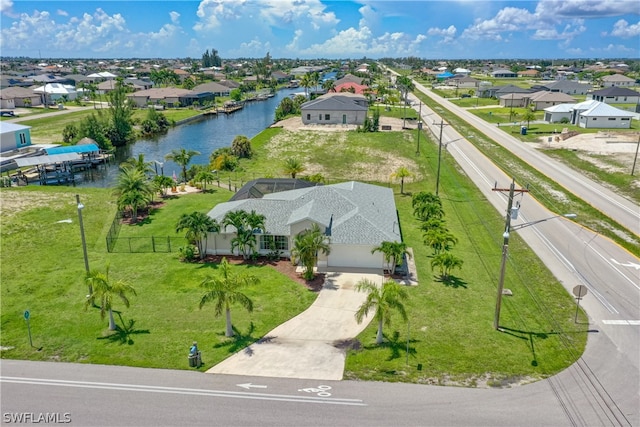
[206,271,382,380]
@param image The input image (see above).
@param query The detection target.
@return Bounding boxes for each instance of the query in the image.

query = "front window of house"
[325,114,330,120]
[260,235,288,251]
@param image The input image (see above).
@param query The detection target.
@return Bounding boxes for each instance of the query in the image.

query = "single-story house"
[543,104,574,123]
[334,74,364,86]
[601,74,635,88]
[576,102,635,129]
[192,82,231,97]
[491,69,517,78]
[300,93,368,126]
[126,88,214,108]
[517,69,541,78]
[447,76,479,89]
[0,122,32,153]
[526,91,576,111]
[33,83,78,102]
[588,87,640,105]
[541,80,592,95]
[204,181,401,270]
[271,71,292,83]
[0,87,42,108]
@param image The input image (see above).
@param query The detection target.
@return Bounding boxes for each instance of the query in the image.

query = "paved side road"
[207,271,382,380]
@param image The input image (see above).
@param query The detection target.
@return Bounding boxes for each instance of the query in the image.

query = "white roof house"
[577,102,635,129]
[543,104,574,123]
[205,181,401,270]
[33,83,78,101]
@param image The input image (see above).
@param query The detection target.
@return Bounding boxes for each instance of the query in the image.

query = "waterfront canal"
[76,87,302,187]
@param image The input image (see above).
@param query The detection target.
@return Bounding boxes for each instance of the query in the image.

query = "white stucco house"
[300,93,369,126]
[601,74,635,88]
[204,181,401,270]
[576,102,635,129]
[543,104,573,123]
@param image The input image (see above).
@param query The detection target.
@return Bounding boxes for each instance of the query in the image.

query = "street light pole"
[631,135,640,176]
[76,194,92,295]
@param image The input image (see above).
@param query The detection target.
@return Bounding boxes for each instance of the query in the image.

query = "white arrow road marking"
[237,383,267,390]
[610,259,640,271]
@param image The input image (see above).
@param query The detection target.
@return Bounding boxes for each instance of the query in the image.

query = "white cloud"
[0,0,13,14]
[56,9,68,17]
[608,19,640,38]
[427,25,457,43]
[169,11,180,24]
[534,0,639,19]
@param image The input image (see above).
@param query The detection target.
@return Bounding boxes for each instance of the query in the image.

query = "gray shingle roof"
[207,181,400,245]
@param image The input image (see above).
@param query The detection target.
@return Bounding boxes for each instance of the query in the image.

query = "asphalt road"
[0,359,605,426]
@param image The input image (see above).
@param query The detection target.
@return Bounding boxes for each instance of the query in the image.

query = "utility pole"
[492,179,529,330]
[632,135,640,176]
[416,102,422,155]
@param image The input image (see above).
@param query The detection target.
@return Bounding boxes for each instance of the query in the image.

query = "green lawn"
[1,107,595,384]
[0,186,316,369]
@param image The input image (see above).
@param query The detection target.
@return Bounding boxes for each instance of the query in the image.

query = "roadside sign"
[573,285,588,298]
[23,310,30,320]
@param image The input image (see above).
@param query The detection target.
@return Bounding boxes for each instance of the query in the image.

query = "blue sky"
[1,0,638,59]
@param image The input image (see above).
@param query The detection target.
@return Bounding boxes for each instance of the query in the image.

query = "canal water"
[77,87,302,187]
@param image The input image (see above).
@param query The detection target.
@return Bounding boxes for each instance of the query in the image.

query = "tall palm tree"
[322,79,335,93]
[290,223,331,280]
[396,75,414,128]
[300,74,312,98]
[355,279,409,345]
[165,148,200,183]
[114,167,152,223]
[175,211,219,259]
[390,167,413,195]
[85,266,137,331]
[283,157,305,179]
[199,257,259,337]
[222,210,265,260]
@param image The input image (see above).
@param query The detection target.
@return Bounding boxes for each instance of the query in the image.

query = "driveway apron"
[206,271,382,380]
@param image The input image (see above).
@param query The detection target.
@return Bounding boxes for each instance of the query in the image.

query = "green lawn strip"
[0,186,316,369]
[545,149,640,202]
[344,149,586,384]
[415,92,640,257]
[20,108,204,144]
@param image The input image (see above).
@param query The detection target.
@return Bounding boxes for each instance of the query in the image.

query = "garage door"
[327,244,382,269]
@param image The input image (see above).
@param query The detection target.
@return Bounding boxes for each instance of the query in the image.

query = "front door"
[342,114,346,124]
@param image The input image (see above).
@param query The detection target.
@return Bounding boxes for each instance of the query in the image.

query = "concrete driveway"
[206,271,382,380]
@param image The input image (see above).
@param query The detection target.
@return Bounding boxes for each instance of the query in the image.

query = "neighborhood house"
[300,93,369,126]
[204,181,401,270]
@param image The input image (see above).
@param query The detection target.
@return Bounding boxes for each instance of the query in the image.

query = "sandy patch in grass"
[267,117,421,183]
[0,190,65,220]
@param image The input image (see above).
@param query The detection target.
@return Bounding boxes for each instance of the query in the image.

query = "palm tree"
[85,266,137,331]
[322,79,335,93]
[523,109,536,128]
[283,157,305,179]
[165,148,200,183]
[396,75,414,128]
[290,223,331,281]
[390,167,413,195]
[371,241,411,275]
[222,210,265,260]
[423,228,458,255]
[121,153,153,175]
[152,174,175,197]
[199,257,259,337]
[430,252,463,280]
[176,211,219,259]
[412,192,444,222]
[194,169,216,191]
[230,135,252,159]
[113,167,152,223]
[355,279,409,345]
[300,74,312,98]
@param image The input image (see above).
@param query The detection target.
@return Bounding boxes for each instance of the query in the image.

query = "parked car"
[0,110,15,117]
[461,94,471,98]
